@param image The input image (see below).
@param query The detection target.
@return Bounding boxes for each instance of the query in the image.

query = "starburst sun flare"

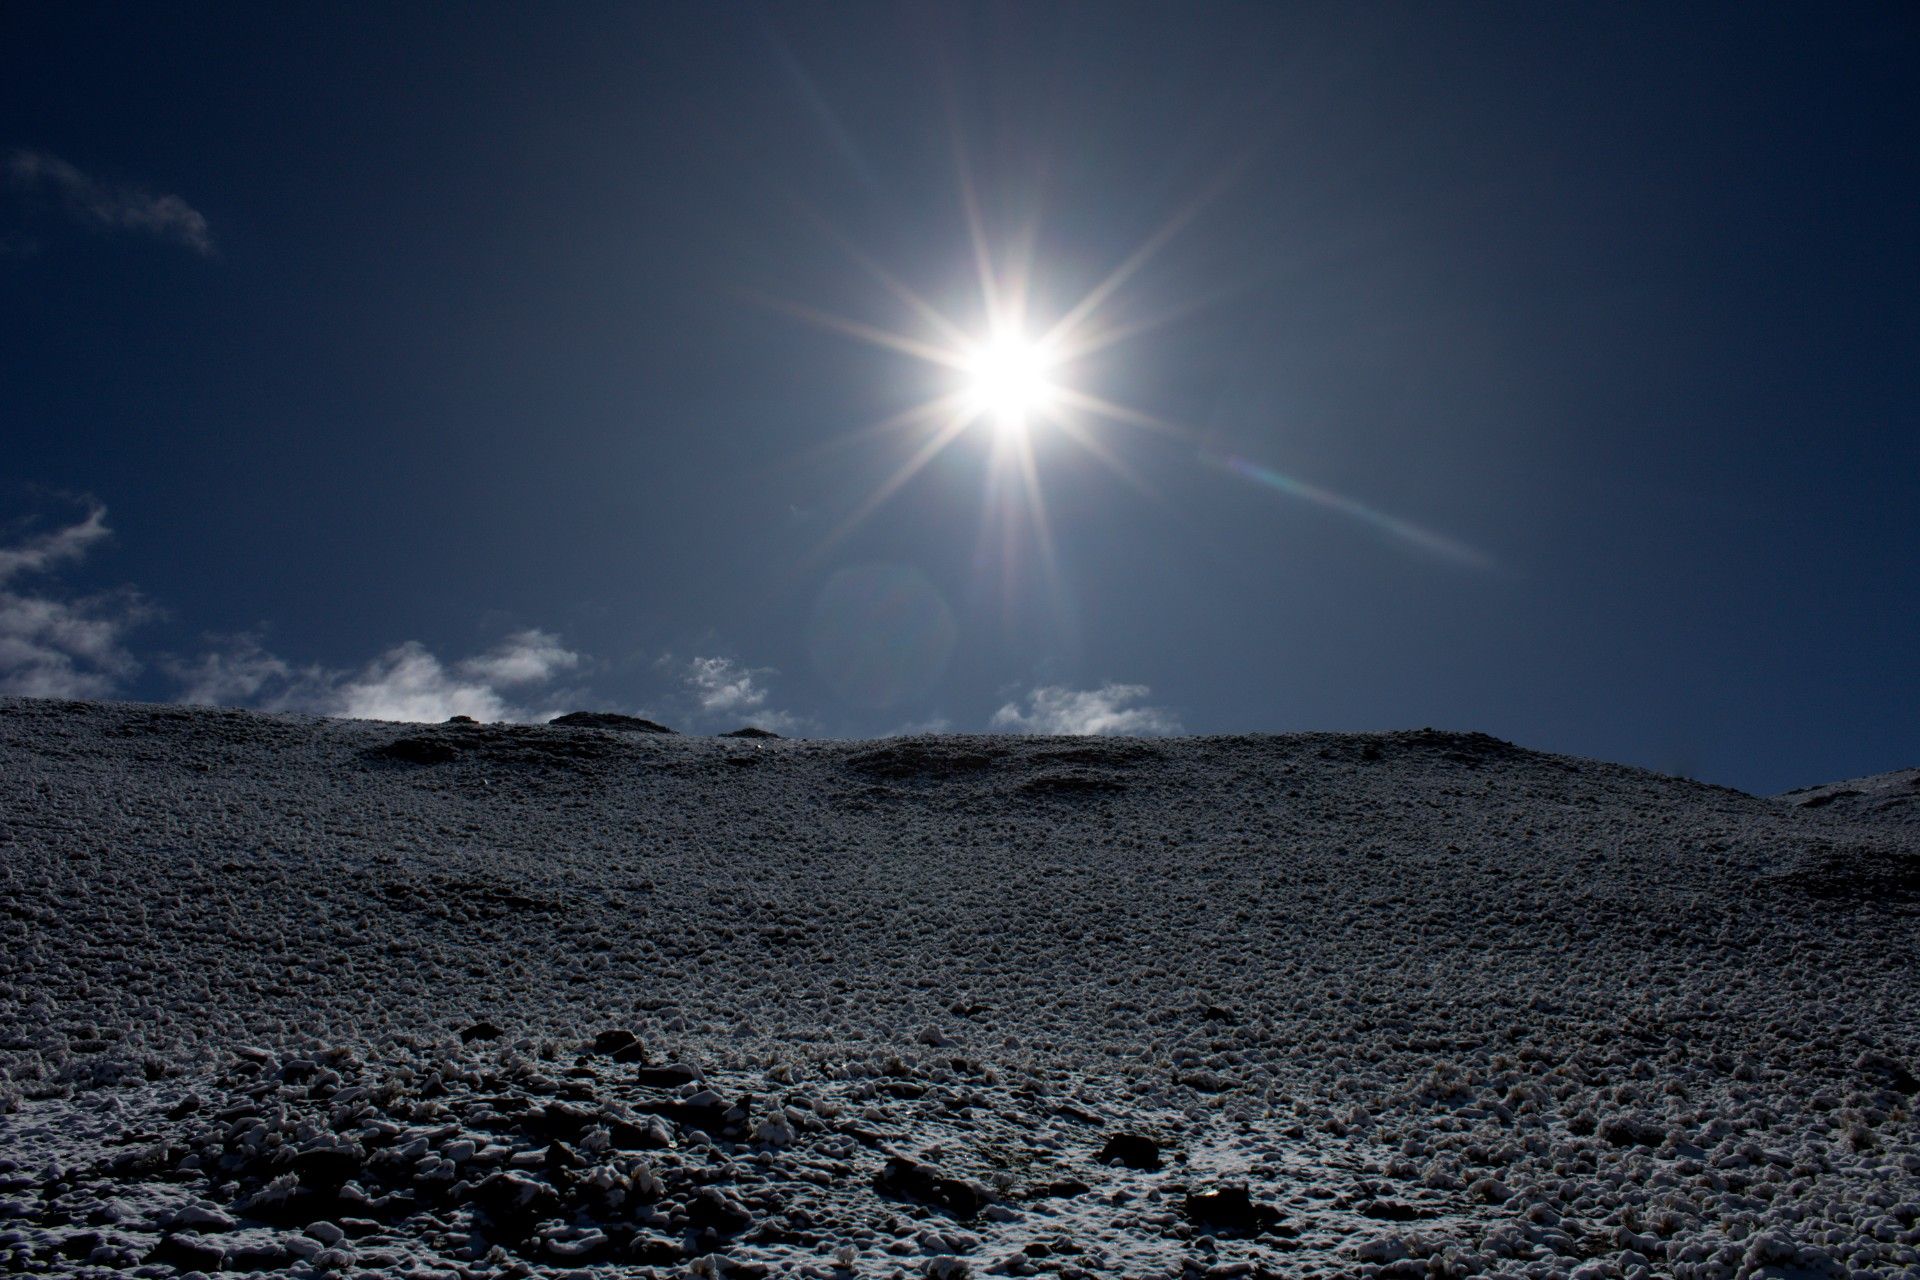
[960,329,1061,437]
[767,165,1490,581]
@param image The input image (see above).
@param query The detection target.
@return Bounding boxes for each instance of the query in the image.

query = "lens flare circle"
[961,330,1058,435]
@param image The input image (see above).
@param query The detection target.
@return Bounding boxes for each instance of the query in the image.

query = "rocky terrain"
[0,697,1915,1278]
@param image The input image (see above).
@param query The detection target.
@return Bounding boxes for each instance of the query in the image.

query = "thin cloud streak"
[6,150,214,255]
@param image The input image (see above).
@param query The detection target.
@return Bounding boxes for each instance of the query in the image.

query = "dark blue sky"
[3,2,1915,793]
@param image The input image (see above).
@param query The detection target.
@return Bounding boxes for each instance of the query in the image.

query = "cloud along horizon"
[0,503,1176,735]
[991,683,1182,736]
[0,501,149,699]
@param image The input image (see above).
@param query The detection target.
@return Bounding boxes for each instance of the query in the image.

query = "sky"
[2,2,1915,794]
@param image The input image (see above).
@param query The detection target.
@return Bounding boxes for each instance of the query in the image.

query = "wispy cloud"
[672,653,802,732]
[0,503,150,699]
[684,654,772,714]
[168,636,292,707]
[175,630,585,724]
[0,502,111,580]
[990,683,1182,736]
[6,151,214,255]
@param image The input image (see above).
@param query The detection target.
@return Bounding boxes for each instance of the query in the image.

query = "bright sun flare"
[962,331,1058,434]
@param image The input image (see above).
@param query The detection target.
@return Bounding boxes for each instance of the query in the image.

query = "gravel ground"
[0,696,1915,1279]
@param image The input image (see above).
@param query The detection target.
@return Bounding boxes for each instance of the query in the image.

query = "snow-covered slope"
[1,697,1915,1278]
[1780,766,1920,830]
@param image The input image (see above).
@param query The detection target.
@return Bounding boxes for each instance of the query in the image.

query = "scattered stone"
[631,1063,698,1088]
[1028,1178,1091,1200]
[688,1186,753,1235]
[591,1028,643,1058]
[1183,1185,1282,1234]
[875,1156,993,1220]
[147,1233,226,1271]
[471,1171,562,1235]
[1098,1133,1163,1170]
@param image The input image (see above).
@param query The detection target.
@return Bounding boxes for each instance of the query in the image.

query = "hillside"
[1,697,1915,1278]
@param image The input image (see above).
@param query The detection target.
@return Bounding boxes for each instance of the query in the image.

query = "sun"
[962,330,1058,435]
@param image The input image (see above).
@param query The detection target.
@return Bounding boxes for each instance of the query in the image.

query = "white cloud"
[175,630,585,724]
[166,636,293,707]
[324,641,525,723]
[670,653,805,732]
[6,151,214,255]
[0,502,111,583]
[0,504,148,700]
[990,683,1182,736]
[684,655,769,714]
[455,629,579,688]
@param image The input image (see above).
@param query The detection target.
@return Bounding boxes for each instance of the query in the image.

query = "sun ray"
[743,290,971,370]
[798,409,976,570]
[1038,160,1242,354]
[1049,416,1162,502]
[1050,386,1191,439]
[797,206,977,351]
[784,392,973,473]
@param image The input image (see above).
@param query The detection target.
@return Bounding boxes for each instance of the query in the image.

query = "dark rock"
[164,1095,201,1120]
[549,711,676,734]
[629,1233,685,1264]
[1183,1184,1282,1234]
[545,1140,588,1171]
[446,714,478,725]
[57,1232,100,1260]
[638,1089,743,1138]
[846,741,1008,781]
[631,1063,698,1088]
[471,1171,562,1236]
[721,726,781,739]
[228,1240,293,1270]
[1597,1115,1665,1149]
[687,1186,753,1235]
[1027,1178,1091,1200]
[1359,1199,1436,1222]
[1200,1004,1238,1024]
[147,1233,226,1272]
[591,1029,642,1057]
[1858,1052,1920,1096]
[874,1156,992,1220]
[605,1111,673,1151]
[1797,789,1861,809]
[460,1020,505,1044]
[525,1101,598,1142]
[290,1145,364,1188]
[107,1145,170,1178]
[1098,1133,1163,1170]
[543,1231,613,1262]
[372,735,461,765]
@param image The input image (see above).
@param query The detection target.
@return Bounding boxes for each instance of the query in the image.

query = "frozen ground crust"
[0,697,1915,1278]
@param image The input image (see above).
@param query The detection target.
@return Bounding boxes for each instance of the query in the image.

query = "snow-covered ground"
[0,697,1915,1279]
